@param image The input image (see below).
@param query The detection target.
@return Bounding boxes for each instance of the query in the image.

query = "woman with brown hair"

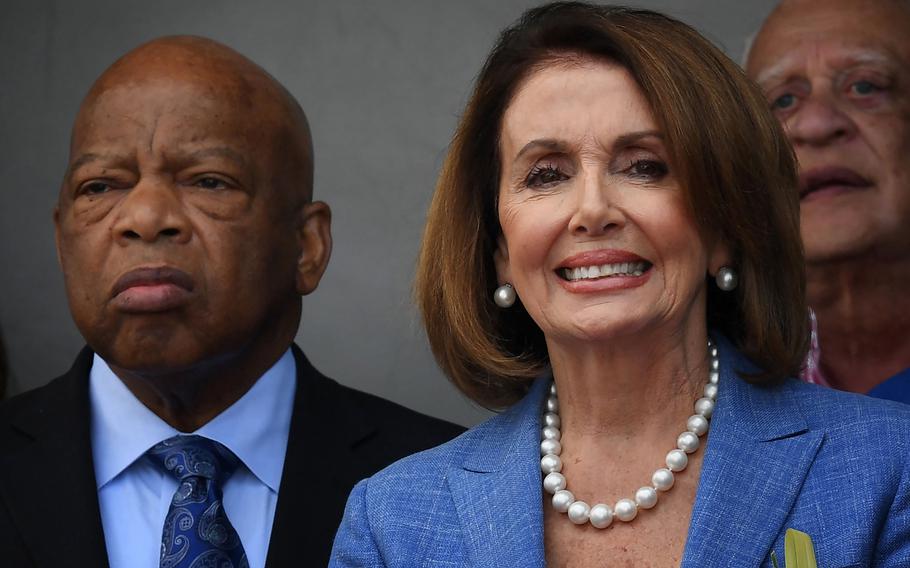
[331,3,910,566]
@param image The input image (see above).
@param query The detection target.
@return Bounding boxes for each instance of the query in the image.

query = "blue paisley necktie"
[148,435,249,568]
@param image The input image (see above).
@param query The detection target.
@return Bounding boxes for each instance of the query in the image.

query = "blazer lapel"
[447,379,547,568]
[681,338,823,567]
[0,348,110,567]
[265,346,375,567]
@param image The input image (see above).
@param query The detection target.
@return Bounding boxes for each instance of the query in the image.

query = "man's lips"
[111,266,195,312]
[799,166,872,201]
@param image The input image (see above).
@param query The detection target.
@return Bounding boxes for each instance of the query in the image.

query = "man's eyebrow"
[755,49,895,87]
[182,146,248,167]
[754,56,798,87]
[66,153,127,179]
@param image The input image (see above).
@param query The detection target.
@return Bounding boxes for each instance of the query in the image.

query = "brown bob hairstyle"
[416,2,808,409]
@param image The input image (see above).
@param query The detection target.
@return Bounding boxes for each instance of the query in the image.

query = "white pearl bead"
[542,426,561,441]
[549,383,558,396]
[540,438,562,456]
[634,486,658,509]
[677,431,700,453]
[666,449,689,472]
[546,397,559,413]
[568,500,591,524]
[589,504,613,528]
[494,284,516,307]
[709,371,719,384]
[710,346,718,358]
[710,358,720,371]
[543,412,561,429]
[652,468,675,491]
[543,472,566,494]
[704,383,718,400]
[552,490,574,513]
[694,397,715,418]
[541,454,562,474]
[614,498,638,522]
[686,414,709,436]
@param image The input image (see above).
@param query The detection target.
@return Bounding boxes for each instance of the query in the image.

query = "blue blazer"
[331,337,910,567]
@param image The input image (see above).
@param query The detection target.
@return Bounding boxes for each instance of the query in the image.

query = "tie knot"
[148,435,240,482]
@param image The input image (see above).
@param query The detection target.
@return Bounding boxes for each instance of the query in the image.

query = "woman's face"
[495,60,729,345]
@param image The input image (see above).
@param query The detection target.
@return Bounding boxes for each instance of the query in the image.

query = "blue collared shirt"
[89,349,296,568]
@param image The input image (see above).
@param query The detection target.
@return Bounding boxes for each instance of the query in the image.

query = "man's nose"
[567,174,624,237]
[112,180,192,245]
[787,94,857,148]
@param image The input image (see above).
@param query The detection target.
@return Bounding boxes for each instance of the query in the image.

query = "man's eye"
[195,177,227,190]
[850,80,881,96]
[82,181,112,195]
[771,93,796,110]
[525,165,568,188]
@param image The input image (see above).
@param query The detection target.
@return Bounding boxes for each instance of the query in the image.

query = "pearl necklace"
[540,339,719,528]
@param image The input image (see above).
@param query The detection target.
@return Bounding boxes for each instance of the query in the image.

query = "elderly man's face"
[747,0,910,264]
[56,70,318,374]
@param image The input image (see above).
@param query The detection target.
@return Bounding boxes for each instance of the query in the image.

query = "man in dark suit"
[0,36,462,568]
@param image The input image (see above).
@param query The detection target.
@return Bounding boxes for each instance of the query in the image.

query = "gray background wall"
[0,0,776,426]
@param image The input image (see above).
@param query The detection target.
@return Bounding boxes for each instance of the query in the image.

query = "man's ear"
[53,206,64,269]
[493,233,511,286]
[295,201,332,295]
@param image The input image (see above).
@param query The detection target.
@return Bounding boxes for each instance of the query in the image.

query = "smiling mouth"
[558,261,652,282]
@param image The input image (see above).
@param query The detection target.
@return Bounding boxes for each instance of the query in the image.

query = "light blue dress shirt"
[89,349,296,568]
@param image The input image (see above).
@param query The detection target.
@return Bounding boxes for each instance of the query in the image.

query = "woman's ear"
[493,234,511,285]
[707,239,733,277]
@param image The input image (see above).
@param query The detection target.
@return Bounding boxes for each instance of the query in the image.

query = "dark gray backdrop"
[0,1,776,426]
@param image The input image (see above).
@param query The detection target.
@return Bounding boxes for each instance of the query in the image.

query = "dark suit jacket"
[0,345,465,567]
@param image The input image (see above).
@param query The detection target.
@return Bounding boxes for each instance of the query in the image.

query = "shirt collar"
[90,348,296,493]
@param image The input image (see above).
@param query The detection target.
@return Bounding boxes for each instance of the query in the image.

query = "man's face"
[56,73,308,373]
[747,0,910,264]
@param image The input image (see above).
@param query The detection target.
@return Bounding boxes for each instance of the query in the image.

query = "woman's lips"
[111,266,195,312]
[555,250,652,293]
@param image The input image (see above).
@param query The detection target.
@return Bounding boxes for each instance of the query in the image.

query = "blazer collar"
[265,345,378,566]
[448,377,548,567]
[0,347,111,567]
[447,337,822,568]
[680,335,823,567]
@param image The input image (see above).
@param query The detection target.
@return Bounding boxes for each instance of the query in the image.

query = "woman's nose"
[567,174,624,236]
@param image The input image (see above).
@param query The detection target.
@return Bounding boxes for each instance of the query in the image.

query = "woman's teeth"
[561,261,648,281]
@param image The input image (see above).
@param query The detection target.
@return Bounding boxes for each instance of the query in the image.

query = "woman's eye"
[771,93,797,110]
[628,159,668,180]
[525,165,568,188]
[850,80,881,96]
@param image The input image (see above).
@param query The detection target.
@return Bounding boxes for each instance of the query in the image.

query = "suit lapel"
[0,348,110,567]
[447,379,546,568]
[265,346,375,567]
[681,338,823,567]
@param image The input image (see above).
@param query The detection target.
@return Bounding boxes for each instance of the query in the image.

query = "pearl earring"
[494,283,516,308]
[715,266,738,291]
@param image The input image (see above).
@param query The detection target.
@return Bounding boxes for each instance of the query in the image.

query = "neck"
[546,322,709,442]
[808,256,910,393]
[111,323,296,432]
